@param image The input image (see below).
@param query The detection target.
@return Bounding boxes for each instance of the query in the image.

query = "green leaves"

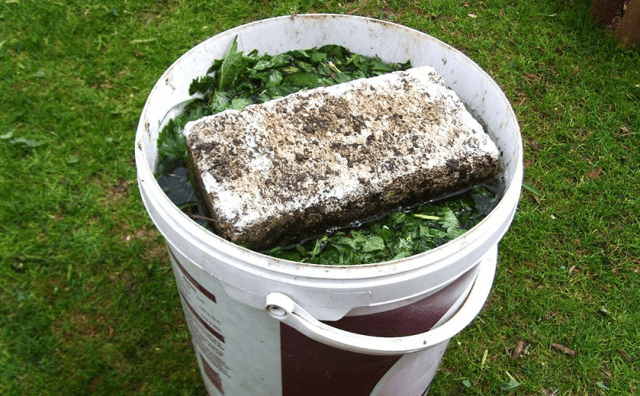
[282,72,326,89]
[441,207,465,237]
[156,36,412,176]
[156,104,208,176]
[188,75,215,96]
[500,379,521,391]
[217,36,246,90]
[362,234,386,252]
[267,185,500,265]
[1,130,47,150]
[229,97,252,110]
[500,372,521,391]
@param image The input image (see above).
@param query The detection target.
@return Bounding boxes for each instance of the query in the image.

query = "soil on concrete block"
[185,66,500,250]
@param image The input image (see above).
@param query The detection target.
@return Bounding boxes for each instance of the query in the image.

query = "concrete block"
[184,66,500,250]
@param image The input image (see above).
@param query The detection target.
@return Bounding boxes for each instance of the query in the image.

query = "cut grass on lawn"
[1,0,639,395]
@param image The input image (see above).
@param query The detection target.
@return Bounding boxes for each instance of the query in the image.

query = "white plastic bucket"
[135,14,522,396]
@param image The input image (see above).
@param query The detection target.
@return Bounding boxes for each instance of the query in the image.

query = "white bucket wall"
[135,14,522,396]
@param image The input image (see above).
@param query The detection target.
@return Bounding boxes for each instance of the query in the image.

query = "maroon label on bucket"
[170,246,284,395]
[279,266,476,396]
[201,353,226,394]
[174,255,218,303]
[180,289,226,343]
[279,280,465,395]
[280,324,402,396]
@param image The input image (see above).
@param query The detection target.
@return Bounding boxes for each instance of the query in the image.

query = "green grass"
[1,0,638,395]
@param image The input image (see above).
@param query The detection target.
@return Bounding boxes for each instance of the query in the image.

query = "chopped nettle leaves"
[155,37,500,264]
[155,37,411,176]
[267,184,500,265]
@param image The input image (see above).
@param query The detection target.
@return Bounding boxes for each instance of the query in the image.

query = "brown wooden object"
[590,0,639,48]
[590,0,626,26]
[615,0,640,48]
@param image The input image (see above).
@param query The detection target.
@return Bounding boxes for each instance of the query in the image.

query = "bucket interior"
[135,14,523,318]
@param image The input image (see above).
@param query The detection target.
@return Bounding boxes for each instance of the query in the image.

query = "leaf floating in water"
[414,214,441,221]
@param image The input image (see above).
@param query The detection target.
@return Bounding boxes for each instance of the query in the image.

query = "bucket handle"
[265,252,496,356]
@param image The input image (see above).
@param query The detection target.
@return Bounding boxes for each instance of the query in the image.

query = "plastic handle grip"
[265,250,497,356]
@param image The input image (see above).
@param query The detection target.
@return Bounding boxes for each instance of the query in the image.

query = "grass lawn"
[1,0,638,394]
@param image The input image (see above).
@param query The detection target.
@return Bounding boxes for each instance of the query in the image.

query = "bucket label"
[169,248,282,395]
[277,279,462,396]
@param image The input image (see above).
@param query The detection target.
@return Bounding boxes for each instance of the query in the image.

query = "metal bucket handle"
[265,247,496,356]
